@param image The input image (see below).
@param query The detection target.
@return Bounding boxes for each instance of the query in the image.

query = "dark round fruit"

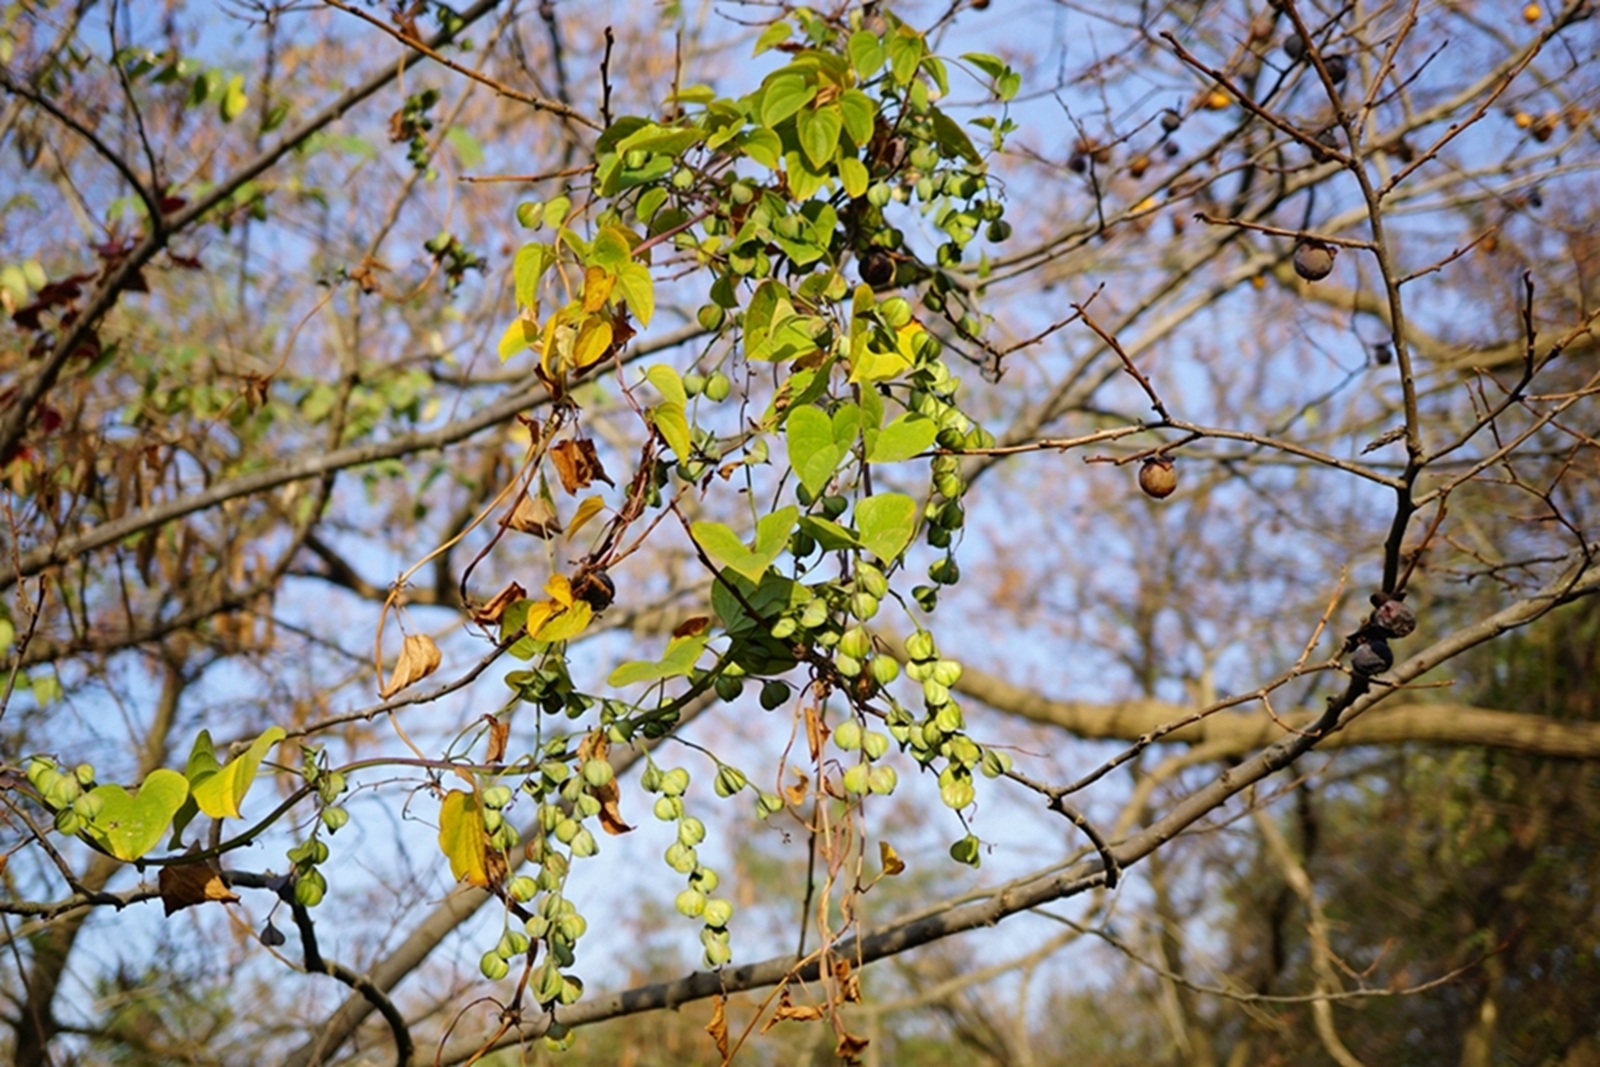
[1293,240,1336,281]
[1323,54,1349,84]
[1160,109,1182,134]
[859,250,894,288]
[1284,34,1306,61]
[1138,457,1178,499]
[1351,638,1393,676]
[1370,595,1416,638]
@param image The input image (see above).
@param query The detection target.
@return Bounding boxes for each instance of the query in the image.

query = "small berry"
[1160,109,1182,133]
[859,251,894,288]
[1284,34,1306,62]
[1323,54,1349,85]
[1293,239,1336,281]
[1351,639,1394,676]
[1138,457,1178,499]
[1370,593,1416,638]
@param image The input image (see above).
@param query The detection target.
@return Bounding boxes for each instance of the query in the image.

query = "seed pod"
[1160,109,1182,133]
[1293,239,1336,281]
[1370,594,1417,638]
[1323,54,1349,85]
[1351,638,1394,676]
[1284,33,1306,62]
[1138,457,1178,499]
[859,250,894,288]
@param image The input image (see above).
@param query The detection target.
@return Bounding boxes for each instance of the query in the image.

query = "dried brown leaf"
[550,438,613,495]
[784,769,810,808]
[484,715,510,763]
[804,704,828,762]
[472,581,526,626]
[594,777,634,835]
[507,493,563,538]
[833,958,862,1002]
[159,862,240,916]
[835,1029,870,1063]
[705,995,730,1063]
[672,616,711,639]
[763,989,824,1033]
[878,840,906,877]
[379,632,442,698]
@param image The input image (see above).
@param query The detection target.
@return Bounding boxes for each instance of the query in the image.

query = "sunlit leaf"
[84,769,190,861]
[189,726,286,820]
[856,492,917,563]
[438,789,490,886]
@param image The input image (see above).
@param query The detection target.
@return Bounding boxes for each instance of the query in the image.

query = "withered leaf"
[784,769,810,808]
[762,989,824,1033]
[549,438,613,495]
[835,1030,870,1063]
[593,777,634,836]
[472,581,527,626]
[804,704,829,763]
[507,492,563,538]
[158,862,240,916]
[379,632,442,698]
[484,715,510,763]
[878,840,906,877]
[672,616,711,639]
[706,995,730,1063]
[834,958,862,1002]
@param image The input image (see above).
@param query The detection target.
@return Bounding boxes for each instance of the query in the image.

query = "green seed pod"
[661,768,691,797]
[822,494,849,519]
[702,898,734,929]
[576,793,601,819]
[558,974,585,1005]
[922,679,951,707]
[856,564,889,598]
[570,828,598,858]
[676,888,708,919]
[294,869,327,908]
[45,774,81,808]
[931,659,963,687]
[321,806,350,832]
[759,680,791,711]
[696,304,725,332]
[714,766,748,797]
[25,757,57,790]
[715,675,745,702]
[671,167,695,190]
[74,763,96,787]
[869,655,900,686]
[867,181,893,207]
[905,630,937,662]
[986,219,1012,242]
[557,912,588,942]
[789,529,818,557]
[582,759,614,789]
[935,501,965,530]
[929,558,961,585]
[949,833,981,866]
[835,652,863,677]
[867,765,897,795]
[552,817,579,844]
[703,938,733,968]
[704,371,732,401]
[499,929,531,958]
[691,866,721,893]
[536,962,566,1004]
[862,731,891,762]
[915,176,935,201]
[683,372,707,397]
[516,202,542,229]
[926,524,953,549]
[678,816,707,847]
[851,591,881,620]
[524,913,550,938]
[482,785,514,810]
[480,951,511,981]
[834,720,864,751]
[842,763,872,795]
[769,616,798,640]
[799,598,831,629]
[53,808,82,836]
[839,625,872,660]
[980,748,1014,779]
[935,701,965,733]
[541,760,571,785]
[880,296,913,329]
[508,875,538,902]
[482,808,505,834]
[665,841,698,874]
[654,795,682,821]
[71,792,104,821]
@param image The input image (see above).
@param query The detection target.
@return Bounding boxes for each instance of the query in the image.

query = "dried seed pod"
[1160,109,1182,133]
[1138,457,1178,499]
[1128,153,1151,179]
[1369,593,1416,638]
[1323,54,1349,84]
[573,569,615,611]
[1293,239,1336,281]
[1284,34,1306,62]
[859,250,894,288]
[1351,638,1393,676]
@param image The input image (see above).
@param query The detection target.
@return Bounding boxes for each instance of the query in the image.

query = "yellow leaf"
[438,789,490,886]
[566,495,607,540]
[521,599,558,640]
[497,310,539,362]
[545,574,574,607]
[379,633,442,698]
[571,317,615,370]
[581,266,615,312]
[537,599,592,643]
[879,840,906,876]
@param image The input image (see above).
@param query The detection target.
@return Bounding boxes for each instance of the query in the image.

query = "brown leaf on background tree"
[705,995,730,1063]
[550,438,613,494]
[471,581,526,626]
[761,989,823,1033]
[484,715,510,763]
[379,632,442,698]
[159,862,240,916]
[507,492,563,538]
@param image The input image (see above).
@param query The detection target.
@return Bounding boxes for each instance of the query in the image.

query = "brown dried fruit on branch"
[379,632,442,698]
[1138,457,1178,499]
[859,250,894,288]
[1323,54,1349,84]
[1370,592,1417,638]
[1351,638,1393,676]
[1293,239,1336,281]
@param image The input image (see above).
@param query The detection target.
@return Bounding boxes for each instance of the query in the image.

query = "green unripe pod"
[759,680,791,710]
[851,591,881,620]
[570,828,598,858]
[576,793,601,819]
[516,202,542,229]
[71,792,104,821]
[482,785,514,810]
[869,765,898,795]
[654,795,682,821]
[683,372,707,397]
[672,167,695,190]
[770,616,798,640]
[480,951,510,981]
[929,557,961,585]
[835,652,863,677]
[905,630,937,662]
[714,766,747,797]
[321,806,350,832]
[678,816,707,847]
[986,219,1012,242]
[880,296,913,329]
[869,656,900,686]
[508,875,538,902]
[661,768,690,797]
[524,913,550,938]
[582,759,614,788]
[856,564,889,598]
[702,898,734,928]
[867,181,893,207]
[552,817,579,844]
[800,598,831,629]
[936,472,964,499]
[559,974,585,1005]
[931,659,964,687]
[482,808,505,834]
[294,869,327,908]
[676,888,708,919]
[862,731,891,761]
[704,371,732,401]
[556,912,588,942]
[691,866,720,893]
[703,938,733,968]
[45,774,81,808]
[74,764,96,787]
[536,962,565,1004]
[54,808,82,836]
[935,701,965,733]
[665,842,698,874]
[839,625,872,661]
[922,679,951,707]
[499,929,531,958]
[842,763,872,795]
[834,719,864,751]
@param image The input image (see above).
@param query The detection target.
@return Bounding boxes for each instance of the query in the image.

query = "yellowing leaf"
[566,495,607,540]
[379,633,442,698]
[581,266,615,313]
[614,261,655,326]
[438,789,490,886]
[545,573,574,607]
[537,599,592,643]
[520,599,558,640]
[190,726,287,820]
[879,840,906,876]
[497,312,539,362]
[572,317,615,369]
[82,769,190,861]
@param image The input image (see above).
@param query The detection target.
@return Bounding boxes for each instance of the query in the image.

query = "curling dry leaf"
[784,769,810,808]
[159,861,240,916]
[878,840,906,877]
[472,581,526,626]
[833,958,862,1002]
[705,995,730,1064]
[484,715,511,763]
[550,437,613,494]
[379,633,442,698]
[804,703,829,762]
[762,989,824,1032]
[507,492,563,538]
[835,1030,870,1063]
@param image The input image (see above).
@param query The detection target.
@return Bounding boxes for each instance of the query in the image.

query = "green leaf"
[189,726,286,820]
[838,89,875,147]
[692,505,797,582]
[615,124,704,157]
[887,28,924,86]
[537,600,592,643]
[866,412,938,463]
[645,363,688,406]
[590,226,636,271]
[653,401,692,462]
[931,106,981,163]
[608,632,712,687]
[740,128,783,169]
[798,515,860,551]
[760,72,816,129]
[847,31,885,77]
[513,243,554,308]
[838,156,869,198]
[712,571,803,636]
[615,261,655,326]
[754,19,792,56]
[498,316,538,361]
[796,105,843,170]
[997,71,1022,102]
[787,406,845,498]
[856,492,917,563]
[961,52,1007,80]
[84,769,190,861]
[542,196,572,229]
[445,127,486,168]
[220,74,247,123]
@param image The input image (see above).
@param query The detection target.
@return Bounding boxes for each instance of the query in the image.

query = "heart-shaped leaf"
[85,769,190,861]
[189,726,286,820]
[856,492,917,563]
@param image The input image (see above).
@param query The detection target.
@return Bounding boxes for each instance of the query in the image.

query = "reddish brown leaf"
[594,777,634,836]
[549,438,613,495]
[158,862,240,916]
[835,1030,870,1063]
[672,616,711,639]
